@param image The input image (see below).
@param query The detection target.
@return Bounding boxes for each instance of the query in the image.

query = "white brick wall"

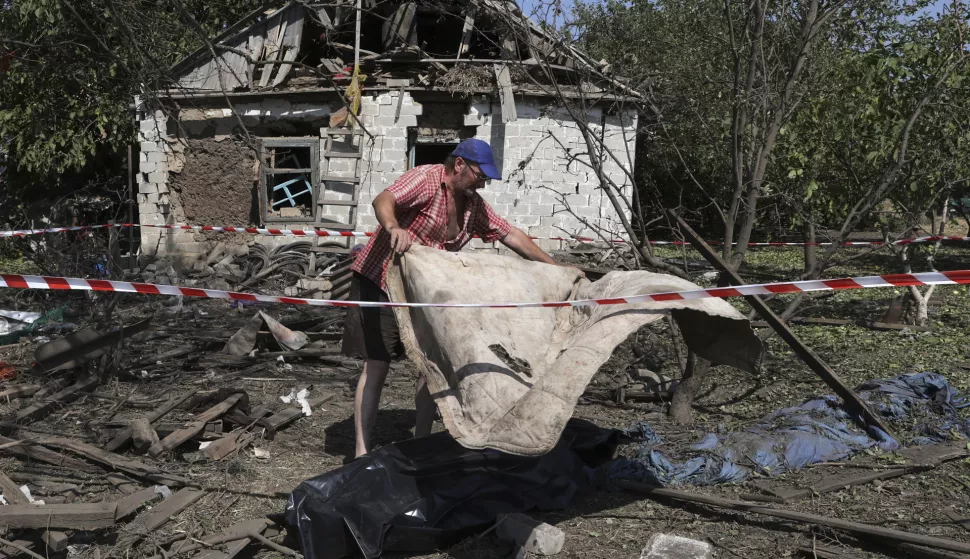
[139,92,637,260]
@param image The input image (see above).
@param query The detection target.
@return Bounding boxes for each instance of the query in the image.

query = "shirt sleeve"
[474,198,514,242]
[387,167,436,211]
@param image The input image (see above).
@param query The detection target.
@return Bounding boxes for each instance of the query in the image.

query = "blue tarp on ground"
[602,372,970,486]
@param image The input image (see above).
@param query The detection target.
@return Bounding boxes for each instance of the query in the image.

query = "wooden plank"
[164,519,272,559]
[105,391,195,452]
[258,8,289,88]
[148,393,244,457]
[619,480,970,555]
[115,486,163,521]
[0,435,98,473]
[259,393,334,440]
[246,24,266,86]
[382,2,417,50]
[30,437,188,487]
[0,502,117,529]
[201,432,256,462]
[456,6,477,59]
[493,64,517,123]
[113,488,206,552]
[0,471,28,504]
[0,385,40,401]
[10,375,100,425]
[668,211,897,439]
[33,318,151,373]
[272,7,305,87]
[42,531,71,552]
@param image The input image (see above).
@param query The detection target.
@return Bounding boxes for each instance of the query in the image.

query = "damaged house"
[136,0,640,261]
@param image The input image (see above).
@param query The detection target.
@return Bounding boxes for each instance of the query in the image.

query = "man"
[343,138,563,458]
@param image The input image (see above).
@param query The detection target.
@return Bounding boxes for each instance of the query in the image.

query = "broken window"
[260,139,320,222]
[411,141,457,168]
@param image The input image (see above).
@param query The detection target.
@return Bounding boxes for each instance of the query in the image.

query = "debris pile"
[136,241,355,299]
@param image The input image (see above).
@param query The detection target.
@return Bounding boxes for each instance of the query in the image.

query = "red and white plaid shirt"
[352,164,513,290]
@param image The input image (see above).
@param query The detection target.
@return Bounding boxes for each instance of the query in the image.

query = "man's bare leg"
[414,375,435,437]
[354,359,390,458]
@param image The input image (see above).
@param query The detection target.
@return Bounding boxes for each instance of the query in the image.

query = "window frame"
[258,138,321,225]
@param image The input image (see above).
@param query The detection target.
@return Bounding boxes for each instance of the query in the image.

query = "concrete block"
[564,194,589,207]
[156,182,170,194]
[138,182,157,194]
[147,152,167,164]
[640,534,711,559]
[146,172,168,184]
[140,141,160,153]
[396,114,418,127]
[399,100,423,116]
[513,215,540,227]
[496,513,563,556]
[530,204,554,216]
[139,161,157,174]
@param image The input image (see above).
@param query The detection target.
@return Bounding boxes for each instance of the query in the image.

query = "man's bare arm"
[499,227,559,264]
[373,191,412,253]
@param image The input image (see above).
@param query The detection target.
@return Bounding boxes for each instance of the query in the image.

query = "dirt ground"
[0,244,969,559]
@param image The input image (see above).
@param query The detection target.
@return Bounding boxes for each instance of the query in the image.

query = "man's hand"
[388,225,413,254]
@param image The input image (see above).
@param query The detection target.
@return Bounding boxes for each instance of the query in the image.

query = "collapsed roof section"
[168,0,640,100]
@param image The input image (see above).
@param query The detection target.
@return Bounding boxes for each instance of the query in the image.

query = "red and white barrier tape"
[2,223,969,247]
[1,270,967,308]
[0,225,117,238]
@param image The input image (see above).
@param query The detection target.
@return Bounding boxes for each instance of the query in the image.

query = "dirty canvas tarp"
[385,245,764,456]
[603,372,970,486]
[284,419,623,559]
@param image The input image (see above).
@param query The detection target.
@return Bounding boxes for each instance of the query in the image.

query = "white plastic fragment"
[154,485,173,499]
[281,387,312,416]
[198,441,212,450]
[20,485,44,505]
[254,448,270,459]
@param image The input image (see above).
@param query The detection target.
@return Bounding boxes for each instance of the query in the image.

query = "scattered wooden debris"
[0,471,28,504]
[259,393,333,440]
[0,434,99,472]
[115,486,164,520]
[113,488,206,551]
[8,375,100,426]
[741,441,969,503]
[148,393,245,457]
[619,481,970,555]
[105,391,196,452]
[0,502,117,529]
[28,436,188,486]
[0,385,41,401]
[201,431,256,461]
[151,518,274,559]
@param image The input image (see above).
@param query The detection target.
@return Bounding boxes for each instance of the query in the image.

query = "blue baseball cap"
[450,139,502,181]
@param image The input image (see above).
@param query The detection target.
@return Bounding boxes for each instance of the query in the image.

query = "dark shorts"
[341,272,404,361]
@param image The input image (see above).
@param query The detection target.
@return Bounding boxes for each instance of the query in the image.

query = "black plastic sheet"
[284,419,622,559]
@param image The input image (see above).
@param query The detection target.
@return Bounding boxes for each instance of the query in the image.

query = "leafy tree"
[0,0,264,208]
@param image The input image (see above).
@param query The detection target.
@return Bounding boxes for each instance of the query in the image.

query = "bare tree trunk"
[670,350,710,425]
[803,220,817,274]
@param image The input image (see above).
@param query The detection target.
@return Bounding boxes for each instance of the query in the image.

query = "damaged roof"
[167,0,641,100]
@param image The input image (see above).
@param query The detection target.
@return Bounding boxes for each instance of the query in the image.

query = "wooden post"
[667,210,896,439]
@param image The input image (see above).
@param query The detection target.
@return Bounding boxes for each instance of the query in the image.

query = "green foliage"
[575,0,970,250]
[0,0,263,191]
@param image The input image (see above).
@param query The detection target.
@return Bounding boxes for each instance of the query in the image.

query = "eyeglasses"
[465,163,489,183]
